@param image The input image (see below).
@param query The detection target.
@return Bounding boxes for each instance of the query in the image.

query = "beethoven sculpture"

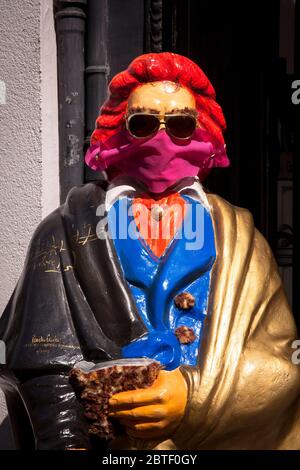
[1,53,300,450]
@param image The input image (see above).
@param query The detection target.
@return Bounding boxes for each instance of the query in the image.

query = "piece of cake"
[69,358,162,444]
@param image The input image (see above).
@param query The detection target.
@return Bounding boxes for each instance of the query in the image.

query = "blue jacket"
[108,193,216,370]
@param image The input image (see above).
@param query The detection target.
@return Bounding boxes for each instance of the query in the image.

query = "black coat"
[0,182,147,449]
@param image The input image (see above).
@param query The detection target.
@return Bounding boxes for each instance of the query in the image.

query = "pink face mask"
[85,129,229,193]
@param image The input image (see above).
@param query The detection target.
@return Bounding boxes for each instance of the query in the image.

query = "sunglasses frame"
[125,112,198,141]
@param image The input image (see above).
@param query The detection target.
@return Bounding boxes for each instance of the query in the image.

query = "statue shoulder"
[206,192,254,227]
[64,181,107,212]
[30,182,107,245]
[206,192,273,261]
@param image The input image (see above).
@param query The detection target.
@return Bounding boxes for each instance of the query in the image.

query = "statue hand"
[108,368,187,440]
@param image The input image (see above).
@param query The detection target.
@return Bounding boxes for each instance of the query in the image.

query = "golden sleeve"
[170,196,300,450]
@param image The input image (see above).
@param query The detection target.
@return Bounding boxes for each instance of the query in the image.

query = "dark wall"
[162,0,281,250]
[294,0,300,317]
[83,0,282,247]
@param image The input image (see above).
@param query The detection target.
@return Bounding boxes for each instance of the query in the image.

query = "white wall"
[0,0,59,314]
[41,0,59,219]
[0,0,59,448]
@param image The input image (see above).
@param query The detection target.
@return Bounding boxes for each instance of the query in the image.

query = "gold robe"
[116,193,300,450]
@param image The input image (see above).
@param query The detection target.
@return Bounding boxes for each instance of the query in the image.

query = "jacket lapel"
[61,182,148,354]
[147,196,216,330]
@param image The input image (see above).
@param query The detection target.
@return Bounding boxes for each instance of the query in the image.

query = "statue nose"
[158,122,166,130]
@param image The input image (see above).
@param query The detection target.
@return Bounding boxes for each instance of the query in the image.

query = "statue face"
[86,80,221,192]
[127,81,197,128]
[85,57,229,189]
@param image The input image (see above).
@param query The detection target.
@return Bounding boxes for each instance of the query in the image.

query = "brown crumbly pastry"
[69,361,161,443]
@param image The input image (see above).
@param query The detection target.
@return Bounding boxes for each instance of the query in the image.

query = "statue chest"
[107,193,216,369]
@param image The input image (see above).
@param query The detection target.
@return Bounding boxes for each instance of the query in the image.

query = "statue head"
[86,53,229,192]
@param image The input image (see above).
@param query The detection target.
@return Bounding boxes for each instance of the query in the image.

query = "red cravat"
[132,192,187,258]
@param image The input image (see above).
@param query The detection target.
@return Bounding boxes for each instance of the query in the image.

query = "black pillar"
[84,0,144,183]
[85,0,109,144]
[55,0,86,202]
[144,0,163,53]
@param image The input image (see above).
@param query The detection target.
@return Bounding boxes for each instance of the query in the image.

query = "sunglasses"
[125,113,198,140]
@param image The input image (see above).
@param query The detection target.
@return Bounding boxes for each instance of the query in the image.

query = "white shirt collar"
[105,176,211,212]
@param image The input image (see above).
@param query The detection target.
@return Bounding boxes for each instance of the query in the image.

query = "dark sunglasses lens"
[128,114,159,138]
[167,115,196,139]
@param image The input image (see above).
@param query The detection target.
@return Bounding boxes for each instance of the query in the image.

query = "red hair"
[91,52,226,148]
